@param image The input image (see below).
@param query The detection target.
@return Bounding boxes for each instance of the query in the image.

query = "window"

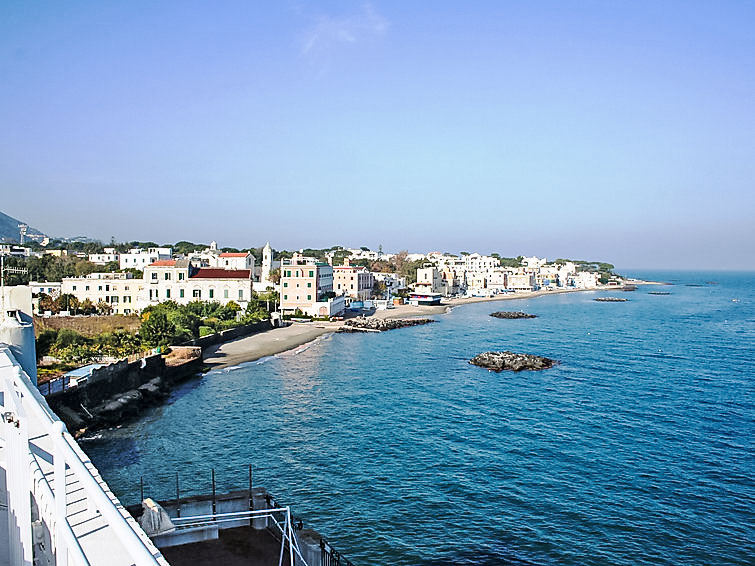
[209,289,214,298]
[283,282,288,287]
[106,285,110,291]
[179,272,185,280]
[125,286,129,290]
[86,285,90,291]
[238,290,243,300]
[307,295,312,301]
[284,294,287,300]
[193,289,201,298]
[309,270,314,277]
[166,289,171,298]
[224,289,229,298]
[151,273,157,280]
[164,273,171,280]
[72,285,77,291]
[98,286,102,291]
[180,289,185,298]
[307,282,312,288]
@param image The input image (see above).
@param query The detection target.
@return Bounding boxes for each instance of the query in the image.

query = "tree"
[140,311,176,347]
[79,298,96,315]
[373,281,387,298]
[268,268,281,284]
[96,300,113,315]
[59,293,79,313]
[38,292,59,314]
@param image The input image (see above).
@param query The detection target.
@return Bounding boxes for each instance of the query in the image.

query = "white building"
[29,281,62,297]
[570,271,600,288]
[140,260,254,309]
[522,256,547,269]
[0,245,32,257]
[507,273,536,291]
[88,247,120,265]
[209,252,255,271]
[415,266,445,295]
[61,272,138,314]
[373,272,407,295]
[119,247,172,270]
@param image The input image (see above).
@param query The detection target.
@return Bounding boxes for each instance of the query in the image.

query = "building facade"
[333,263,374,301]
[280,253,340,316]
[119,247,172,270]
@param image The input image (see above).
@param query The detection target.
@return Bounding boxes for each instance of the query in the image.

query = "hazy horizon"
[2,2,753,270]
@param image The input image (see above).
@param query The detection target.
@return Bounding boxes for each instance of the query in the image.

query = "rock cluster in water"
[340,317,436,332]
[490,311,537,319]
[594,297,628,302]
[648,291,671,295]
[470,351,557,372]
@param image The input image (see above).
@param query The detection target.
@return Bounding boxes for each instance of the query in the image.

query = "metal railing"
[320,537,355,566]
[172,507,304,566]
[1,346,165,566]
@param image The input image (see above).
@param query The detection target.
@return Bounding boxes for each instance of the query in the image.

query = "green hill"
[0,210,45,243]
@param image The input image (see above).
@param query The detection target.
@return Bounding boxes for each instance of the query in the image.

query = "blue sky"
[1,1,753,269]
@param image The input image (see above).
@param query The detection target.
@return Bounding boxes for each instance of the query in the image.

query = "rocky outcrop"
[470,351,557,372]
[594,297,628,302]
[490,311,537,319]
[340,317,436,332]
[648,291,671,295]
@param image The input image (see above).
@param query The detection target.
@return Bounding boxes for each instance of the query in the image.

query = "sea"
[83,271,754,566]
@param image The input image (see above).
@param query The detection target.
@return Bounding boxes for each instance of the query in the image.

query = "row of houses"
[27,244,606,318]
[414,254,601,297]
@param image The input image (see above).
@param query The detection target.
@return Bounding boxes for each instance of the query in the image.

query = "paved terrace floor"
[160,526,290,566]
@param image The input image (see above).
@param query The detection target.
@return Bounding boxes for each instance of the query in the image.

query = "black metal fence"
[321,538,355,566]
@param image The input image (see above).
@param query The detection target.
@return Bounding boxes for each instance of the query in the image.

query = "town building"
[415,266,446,295]
[0,244,32,257]
[119,247,172,270]
[140,260,253,310]
[209,251,255,271]
[373,272,407,296]
[61,272,137,314]
[88,247,120,265]
[280,253,343,317]
[507,272,536,291]
[29,281,62,297]
[333,261,374,301]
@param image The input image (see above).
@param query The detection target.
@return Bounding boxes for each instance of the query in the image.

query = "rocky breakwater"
[594,297,628,302]
[340,317,436,332]
[490,311,537,319]
[470,351,557,372]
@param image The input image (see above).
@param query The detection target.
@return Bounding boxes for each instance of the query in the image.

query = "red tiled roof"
[191,268,251,279]
[219,252,249,257]
[150,260,176,266]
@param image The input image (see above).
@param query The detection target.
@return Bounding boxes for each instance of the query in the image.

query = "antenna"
[18,224,28,245]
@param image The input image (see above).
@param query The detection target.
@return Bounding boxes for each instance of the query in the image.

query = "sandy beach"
[202,284,653,369]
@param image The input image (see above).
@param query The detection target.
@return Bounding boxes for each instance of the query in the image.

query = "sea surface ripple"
[84,271,754,565]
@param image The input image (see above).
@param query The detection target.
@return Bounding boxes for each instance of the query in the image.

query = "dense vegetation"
[367,251,426,284]
[36,293,278,364]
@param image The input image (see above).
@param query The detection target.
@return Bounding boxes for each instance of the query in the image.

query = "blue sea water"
[84,271,755,565]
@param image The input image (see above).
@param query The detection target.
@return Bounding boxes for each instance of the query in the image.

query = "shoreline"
[203,284,654,369]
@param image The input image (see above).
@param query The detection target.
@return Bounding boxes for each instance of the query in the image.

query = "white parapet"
[0,345,169,566]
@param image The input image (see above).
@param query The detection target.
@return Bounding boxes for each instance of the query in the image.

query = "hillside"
[0,210,45,243]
